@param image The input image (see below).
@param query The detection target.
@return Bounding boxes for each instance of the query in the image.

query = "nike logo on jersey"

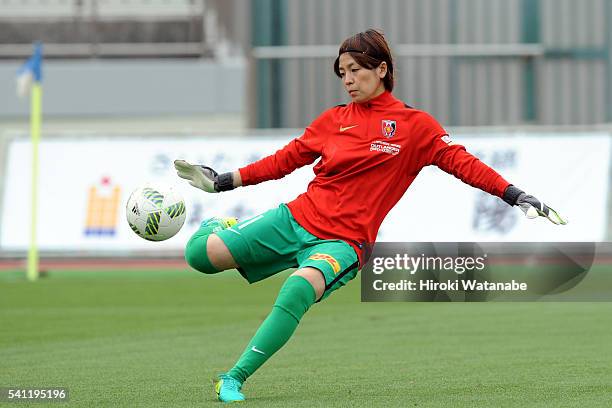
[339,124,359,132]
[251,346,266,355]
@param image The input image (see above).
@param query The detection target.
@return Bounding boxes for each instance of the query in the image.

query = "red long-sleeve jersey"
[239,91,510,265]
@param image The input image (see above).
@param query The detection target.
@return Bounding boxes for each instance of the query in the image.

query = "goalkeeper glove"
[503,185,567,225]
[174,160,235,193]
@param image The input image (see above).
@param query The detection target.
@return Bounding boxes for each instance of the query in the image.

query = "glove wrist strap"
[502,185,525,206]
[215,172,235,192]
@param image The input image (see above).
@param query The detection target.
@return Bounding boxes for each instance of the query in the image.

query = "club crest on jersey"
[381,120,396,138]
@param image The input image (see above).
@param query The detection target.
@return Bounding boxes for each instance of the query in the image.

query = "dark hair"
[333,29,394,91]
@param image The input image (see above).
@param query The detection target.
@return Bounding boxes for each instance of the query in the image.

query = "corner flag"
[17,43,43,281]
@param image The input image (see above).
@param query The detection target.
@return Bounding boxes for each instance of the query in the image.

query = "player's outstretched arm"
[429,136,567,226]
[174,160,242,193]
[502,185,567,225]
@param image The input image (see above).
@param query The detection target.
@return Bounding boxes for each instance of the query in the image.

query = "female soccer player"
[174,29,566,403]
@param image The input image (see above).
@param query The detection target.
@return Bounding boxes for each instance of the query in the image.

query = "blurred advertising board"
[0,133,609,252]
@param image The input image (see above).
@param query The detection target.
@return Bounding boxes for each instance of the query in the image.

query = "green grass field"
[1,268,612,407]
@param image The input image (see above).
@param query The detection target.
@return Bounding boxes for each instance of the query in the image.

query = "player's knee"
[273,275,317,322]
[184,234,220,274]
[292,268,326,300]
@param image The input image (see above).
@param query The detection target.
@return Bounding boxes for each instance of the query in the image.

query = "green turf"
[1,269,612,407]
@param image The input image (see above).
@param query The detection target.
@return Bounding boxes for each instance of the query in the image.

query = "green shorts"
[215,204,359,301]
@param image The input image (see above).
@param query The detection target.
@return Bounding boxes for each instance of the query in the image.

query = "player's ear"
[376,61,387,79]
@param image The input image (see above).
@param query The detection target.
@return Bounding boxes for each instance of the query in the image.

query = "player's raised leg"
[184,217,238,273]
[214,268,324,403]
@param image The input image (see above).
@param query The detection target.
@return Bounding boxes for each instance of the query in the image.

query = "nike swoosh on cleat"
[251,346,266,355]
[339,124,359,132]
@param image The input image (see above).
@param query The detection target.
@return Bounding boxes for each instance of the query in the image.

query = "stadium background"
[1,1,611,407]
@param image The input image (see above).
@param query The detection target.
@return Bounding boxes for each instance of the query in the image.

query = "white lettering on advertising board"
[0,134,609,252]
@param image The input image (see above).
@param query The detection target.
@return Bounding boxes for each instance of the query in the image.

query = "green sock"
[227,275,316,383]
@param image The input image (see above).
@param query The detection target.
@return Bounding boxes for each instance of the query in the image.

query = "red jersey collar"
[355,90,398,109]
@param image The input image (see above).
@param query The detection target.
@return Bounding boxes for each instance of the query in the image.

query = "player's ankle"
[226,368,247,384]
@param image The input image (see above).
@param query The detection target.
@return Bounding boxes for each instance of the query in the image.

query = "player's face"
[337,53,387,103]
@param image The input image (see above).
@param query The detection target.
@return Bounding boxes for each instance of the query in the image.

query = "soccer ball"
[126,185,186,241]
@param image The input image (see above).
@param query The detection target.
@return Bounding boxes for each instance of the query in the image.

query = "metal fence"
[0,0,214,58]
[2,0,610,127]
[250,0,611,128]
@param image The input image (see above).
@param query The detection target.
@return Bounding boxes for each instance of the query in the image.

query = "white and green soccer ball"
[126,185,186,241]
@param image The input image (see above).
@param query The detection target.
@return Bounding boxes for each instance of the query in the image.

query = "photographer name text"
[372,279,528,291]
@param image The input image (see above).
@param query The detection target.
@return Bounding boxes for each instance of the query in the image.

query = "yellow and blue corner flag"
[17,43,44,281]
[17,43,43,98]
